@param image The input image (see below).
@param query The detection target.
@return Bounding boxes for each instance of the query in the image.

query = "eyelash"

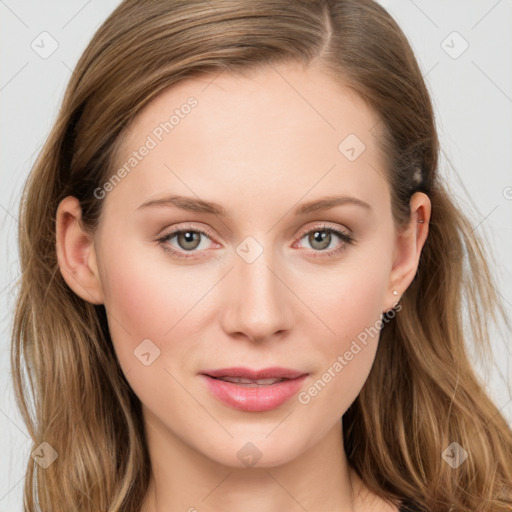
[156,223,355,261]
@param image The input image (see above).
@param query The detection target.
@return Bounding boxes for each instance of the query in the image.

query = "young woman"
[11,0,512,511]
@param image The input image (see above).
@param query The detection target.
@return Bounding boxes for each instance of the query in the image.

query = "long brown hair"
[11,0,512,510]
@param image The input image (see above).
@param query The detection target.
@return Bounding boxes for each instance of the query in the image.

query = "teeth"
[217,376,284,385]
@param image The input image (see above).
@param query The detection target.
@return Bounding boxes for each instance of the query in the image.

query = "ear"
[384,192,431,312]
[55,196,105,305]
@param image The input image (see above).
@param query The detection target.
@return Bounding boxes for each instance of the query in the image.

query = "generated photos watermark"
[298,303,402,405]
[94,96,198,200]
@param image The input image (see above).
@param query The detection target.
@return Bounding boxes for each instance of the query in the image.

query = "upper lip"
[201,367,308,380]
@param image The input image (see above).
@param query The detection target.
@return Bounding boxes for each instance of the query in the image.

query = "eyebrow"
[136,194,371,216]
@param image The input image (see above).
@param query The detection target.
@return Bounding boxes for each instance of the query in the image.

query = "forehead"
[105,61,388,216]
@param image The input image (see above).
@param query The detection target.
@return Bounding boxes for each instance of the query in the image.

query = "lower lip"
[200,374,308,412]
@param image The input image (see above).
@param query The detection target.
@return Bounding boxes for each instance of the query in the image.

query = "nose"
[219,246,295,344]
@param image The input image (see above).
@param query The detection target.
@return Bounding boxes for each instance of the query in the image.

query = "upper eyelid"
[160,223,215,239]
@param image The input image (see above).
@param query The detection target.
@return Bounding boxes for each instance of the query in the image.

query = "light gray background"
[1,0,511,509]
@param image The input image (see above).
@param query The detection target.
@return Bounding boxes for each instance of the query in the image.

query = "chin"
[199,433,308,470]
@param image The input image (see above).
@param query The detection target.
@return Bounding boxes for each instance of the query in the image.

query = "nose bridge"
[221,237,293,342]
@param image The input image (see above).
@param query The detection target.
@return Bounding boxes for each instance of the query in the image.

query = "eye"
[156,225,216,260]
[294,224,355,258]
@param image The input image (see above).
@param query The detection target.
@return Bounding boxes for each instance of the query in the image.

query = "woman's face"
[82,61,419,468]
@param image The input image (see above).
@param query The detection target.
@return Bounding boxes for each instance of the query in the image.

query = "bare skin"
[56,61,430,512]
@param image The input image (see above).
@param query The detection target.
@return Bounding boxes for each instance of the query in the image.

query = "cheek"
[303,251,390,341]
[98,253,207,418]
[296,252,392,414]
[97,241,203,370]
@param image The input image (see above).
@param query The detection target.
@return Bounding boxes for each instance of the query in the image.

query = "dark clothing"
[399,499,424,511]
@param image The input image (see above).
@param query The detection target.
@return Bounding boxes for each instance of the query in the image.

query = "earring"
[393,290,398,296]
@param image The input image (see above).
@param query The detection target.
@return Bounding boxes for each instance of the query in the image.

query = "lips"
[201,366,307,380]
[214,376,285,385]
[199,367,309,412]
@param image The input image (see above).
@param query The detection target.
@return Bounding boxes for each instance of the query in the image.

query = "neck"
[140,409,367,512]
